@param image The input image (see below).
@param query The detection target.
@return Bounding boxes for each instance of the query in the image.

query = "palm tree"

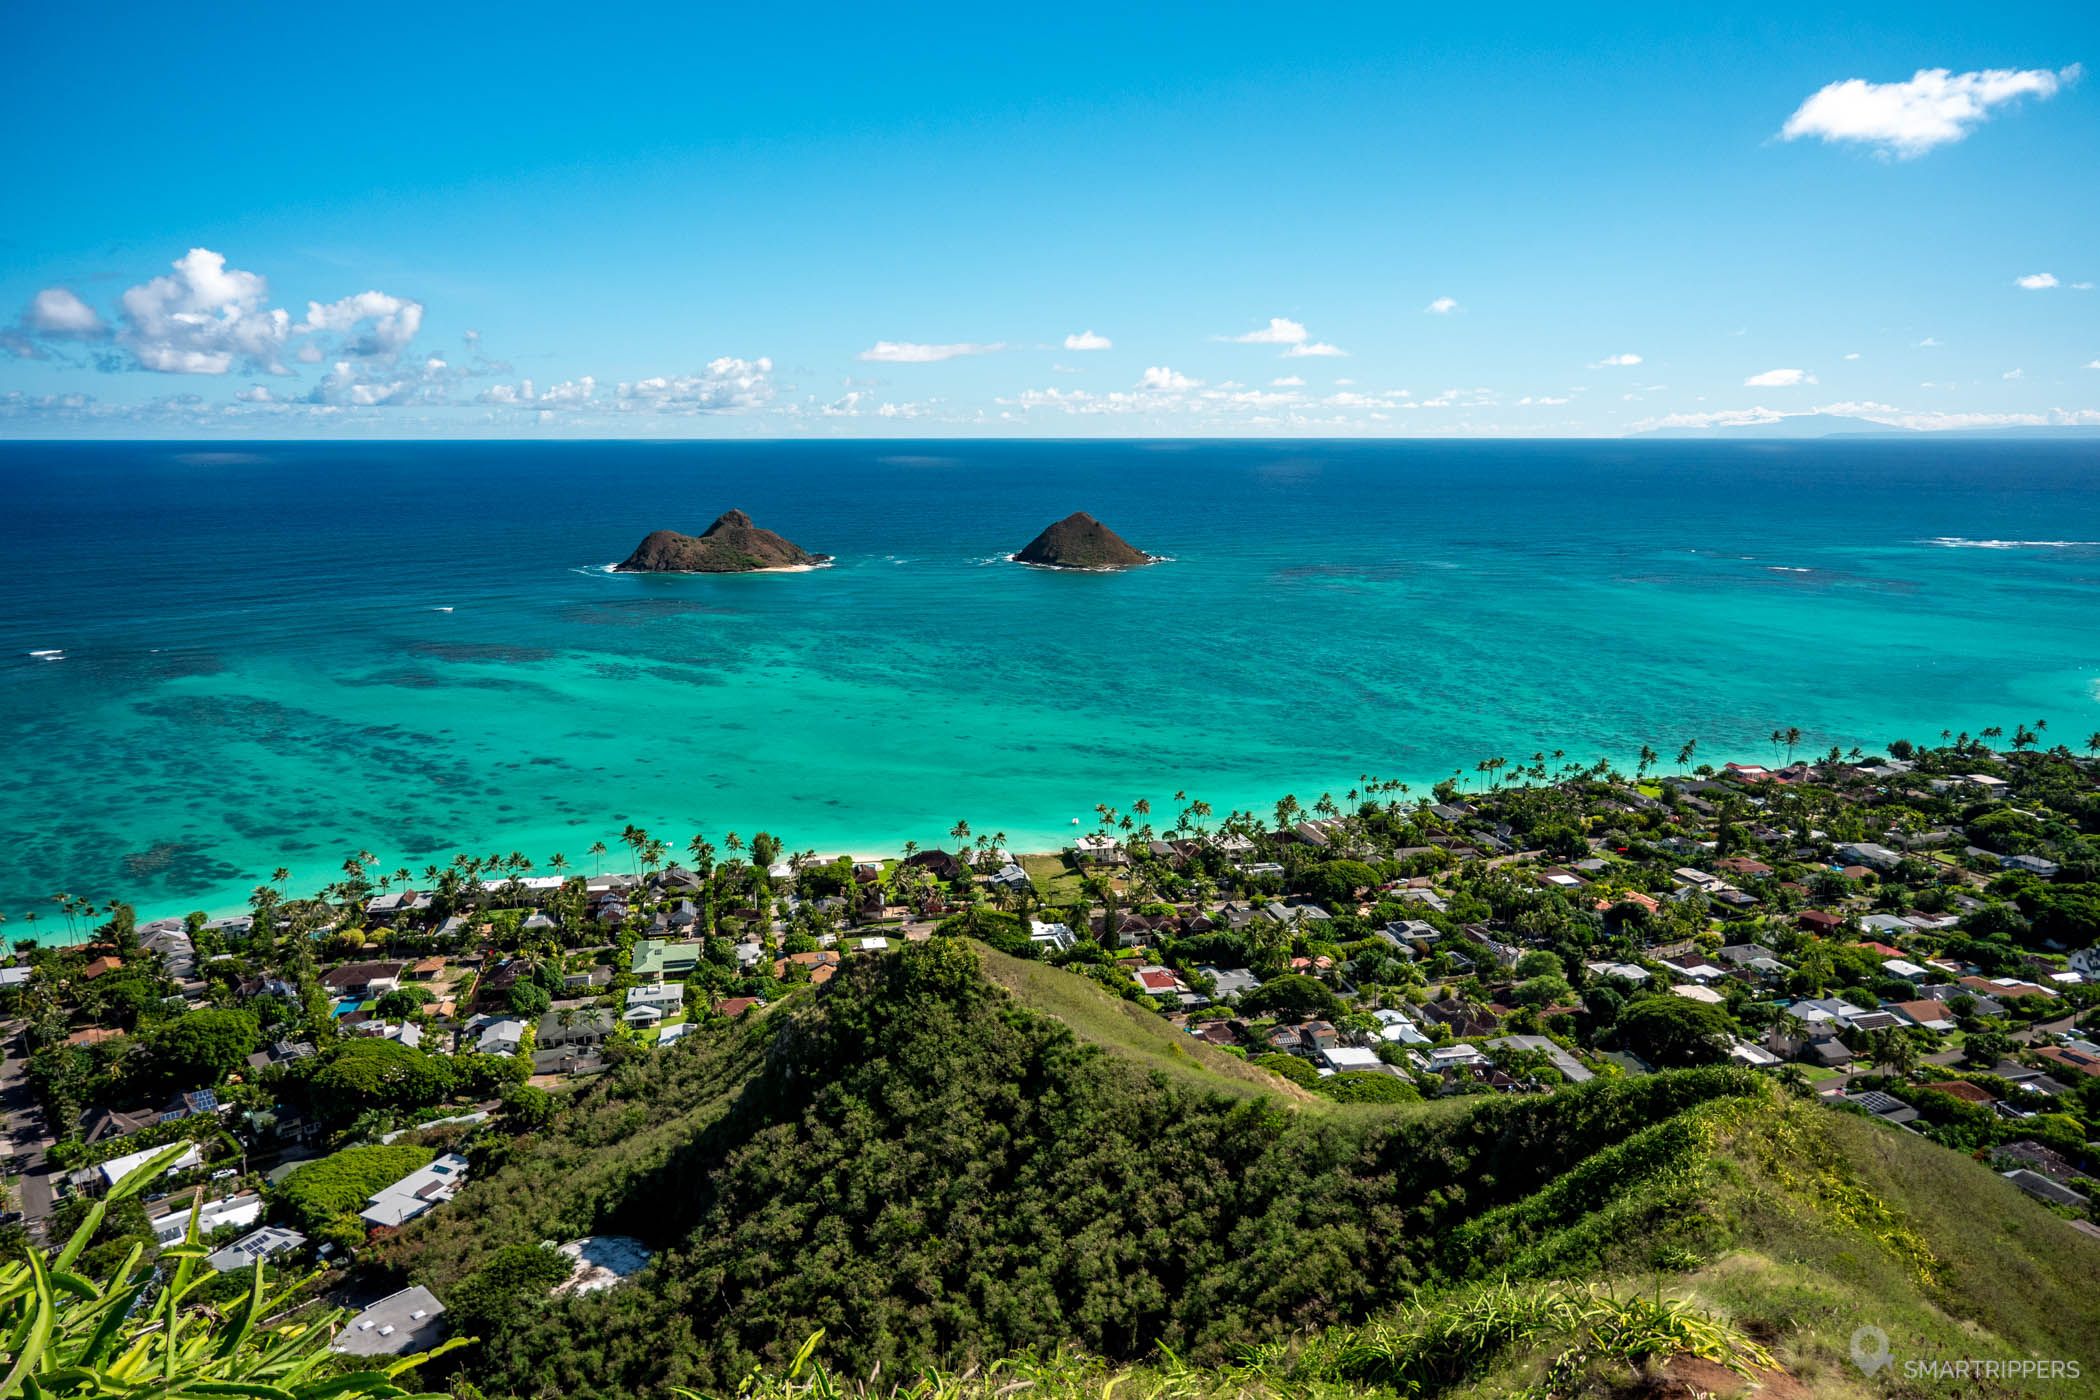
[1636,745,1657,781]
[549,852,569,879]
[588,839,608,875]
[949,819,971,853]
[2086,731,2100,757]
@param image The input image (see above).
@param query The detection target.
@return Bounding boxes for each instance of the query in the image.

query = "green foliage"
[0,1143,463,1399]
[384,950,1775,1397]
[499,1083,556,1131]
[931,910,1033,958]
[303,1038,457,1118]
[375,986,437,1019]
[1236,974,1343,1021]
[446,1243,574,1339]
[1249,1052,1318,1087]
[1296,860,1379,907]
[127,1008,261,1098]
[1310,1071,1419,1104]
[1615,996,1732,1068]
[275,1142,436,1237]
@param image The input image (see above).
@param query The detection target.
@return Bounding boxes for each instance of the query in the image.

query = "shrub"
[1239,974,1344,1021]
[1251,1052,1318,1087]
[274,1142,435,1236]
[1313,1071,1421,1104]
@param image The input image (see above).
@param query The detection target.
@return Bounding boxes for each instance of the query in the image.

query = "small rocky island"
[1012,512,1157,570]
[613,510,830,573]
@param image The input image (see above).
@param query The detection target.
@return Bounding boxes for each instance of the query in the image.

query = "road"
[0,1021,58,1239]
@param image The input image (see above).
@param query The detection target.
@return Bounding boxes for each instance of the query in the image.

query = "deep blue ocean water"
[3,437,2097,929]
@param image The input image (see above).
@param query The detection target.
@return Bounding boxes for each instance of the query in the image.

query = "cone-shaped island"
[613,510,830,573]
[1011,512,1157,570]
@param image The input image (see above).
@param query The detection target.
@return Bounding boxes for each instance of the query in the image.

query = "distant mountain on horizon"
[1635,415,2100,441]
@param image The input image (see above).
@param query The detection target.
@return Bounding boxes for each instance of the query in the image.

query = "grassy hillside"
[381,940,2099,1398]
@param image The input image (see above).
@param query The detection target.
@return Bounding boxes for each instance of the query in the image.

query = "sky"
[2,1,2097,439]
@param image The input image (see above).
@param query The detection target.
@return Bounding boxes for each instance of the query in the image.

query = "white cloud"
[1589,353,1642,368]
[1634,398,2100,435]
[1518,395,1571,406]
[306,359,420,407]
[2016,272,2060,290]
[1843,352,1861,360]
[25,288,103,338]
[1284,340,1347,358]
[1225,317,1308,345]
[1137,365,1200,391]
[1062,330,1112,351]
[479,357,773,415]
[1744,367,1815,387]
[1780,65,2079,158]
[303,290,425,357]
[617,357,774,411]
[1917,337,1941,347]
[118,248,292,374]
[2074,282,2096,291]
[1424,296,1459,315]
[1271,375,1305,387]
[2085,360,2100,370]
[2003,368,2025,379]
[857,340,1003,363]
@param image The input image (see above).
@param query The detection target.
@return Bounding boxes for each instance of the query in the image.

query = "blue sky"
[3,1,2096,437]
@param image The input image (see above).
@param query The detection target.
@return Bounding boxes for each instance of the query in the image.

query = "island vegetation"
[613,509,828,573]
[1011,511,1155,569]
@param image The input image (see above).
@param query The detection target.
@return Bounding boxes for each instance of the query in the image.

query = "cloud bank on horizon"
[2,11,2094,440]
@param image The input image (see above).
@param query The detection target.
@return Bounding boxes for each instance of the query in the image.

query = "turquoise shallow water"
[3,438,2098,930]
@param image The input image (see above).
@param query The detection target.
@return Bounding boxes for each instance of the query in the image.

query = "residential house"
[630,939,702,981]
[320,962,406,998]
[1028,919,1076,953]
[1072,833,1128,866]
[2003,1169,2089,1210]
[1132,965,1183,997]
[333,1286,447,1357]
[246,1039,317,1072]
[627,982,685,1015]
[1889,1000,1956,1032]
[205,1225,305,1274]
[472,1018,527,1056]
[359,1153,469,1228]
[1200,966,1263,998]
[96,1141,204,1191]
[147,1190,262,1245]
[2034,1043,2100,1079]
[537,1006,615,1050]
[1488,1034,1593,1084]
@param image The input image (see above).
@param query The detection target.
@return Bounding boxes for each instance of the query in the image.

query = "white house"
[1029,919,1076,952]
[473,1018,527,1056]
[1319,1045,1385,1072]
[626,982,685,1013]
[359,1153,469,1228]
[99,1142,203,1191]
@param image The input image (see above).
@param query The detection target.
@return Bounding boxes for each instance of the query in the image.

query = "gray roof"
[333,1286,446,1356]
[206,1225,306,1274]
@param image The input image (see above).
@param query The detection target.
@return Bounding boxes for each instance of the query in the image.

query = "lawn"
[1020,852,1085,904]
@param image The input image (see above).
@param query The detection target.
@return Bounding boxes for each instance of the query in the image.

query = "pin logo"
[1851,1325,1892,1376]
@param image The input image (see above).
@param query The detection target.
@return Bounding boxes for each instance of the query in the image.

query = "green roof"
[631,939,704,977]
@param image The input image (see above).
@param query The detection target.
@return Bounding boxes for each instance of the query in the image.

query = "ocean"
[3,437,2098,932]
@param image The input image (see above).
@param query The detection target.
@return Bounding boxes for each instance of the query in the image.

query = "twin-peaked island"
[613,509,1157,574]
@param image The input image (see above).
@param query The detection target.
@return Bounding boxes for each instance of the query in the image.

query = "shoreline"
[3,736,1879,943]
